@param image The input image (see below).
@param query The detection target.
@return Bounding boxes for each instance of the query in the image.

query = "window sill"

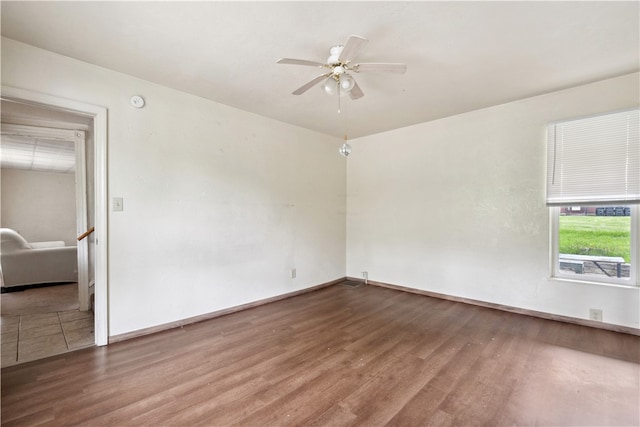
[549,275,639,289]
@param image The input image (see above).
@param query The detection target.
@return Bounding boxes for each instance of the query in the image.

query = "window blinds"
[546,108,640,206]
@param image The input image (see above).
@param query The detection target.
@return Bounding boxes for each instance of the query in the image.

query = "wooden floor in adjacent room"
[2,283,639,426]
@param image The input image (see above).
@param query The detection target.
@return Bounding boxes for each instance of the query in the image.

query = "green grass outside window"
[559,216,631,262]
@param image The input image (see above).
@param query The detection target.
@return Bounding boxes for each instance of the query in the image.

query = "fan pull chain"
[342,93,348,139]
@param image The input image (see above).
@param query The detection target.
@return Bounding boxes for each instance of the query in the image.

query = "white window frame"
[550,205,638,287]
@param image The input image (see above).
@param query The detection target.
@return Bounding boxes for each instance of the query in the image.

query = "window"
[551,205,636,285]
[547,109,639,285]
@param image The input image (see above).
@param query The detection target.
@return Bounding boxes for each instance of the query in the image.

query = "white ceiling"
[1,1,638,139]
[0,100,91,174]
[0,100,92,131]
[0,134,76,174]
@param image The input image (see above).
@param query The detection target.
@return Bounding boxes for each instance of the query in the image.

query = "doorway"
[1,123,91,308]
[1,86,108,348]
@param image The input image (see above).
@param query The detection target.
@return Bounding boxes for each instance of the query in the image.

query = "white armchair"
[0,228,77,289]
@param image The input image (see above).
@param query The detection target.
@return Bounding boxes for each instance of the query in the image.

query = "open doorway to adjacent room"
[0,90,108,366]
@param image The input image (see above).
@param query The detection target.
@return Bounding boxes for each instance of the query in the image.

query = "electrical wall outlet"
[291,268,296,279]
[589,308,603,322]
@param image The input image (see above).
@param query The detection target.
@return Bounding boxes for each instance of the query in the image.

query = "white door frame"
[73,130,90,311]
[2,86,109,346]
[0,124,91,311]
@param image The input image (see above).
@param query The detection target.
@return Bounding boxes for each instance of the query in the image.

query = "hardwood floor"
[2,283,639,426]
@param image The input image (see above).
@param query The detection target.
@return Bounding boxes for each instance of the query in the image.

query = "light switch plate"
[113,197,124,212]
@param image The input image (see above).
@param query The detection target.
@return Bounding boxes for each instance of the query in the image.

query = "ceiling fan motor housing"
[327,45,344,65]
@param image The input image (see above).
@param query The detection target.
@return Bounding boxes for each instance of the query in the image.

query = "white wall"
[1,168,77,245]
[1,38,346,336]
[3,37,638,335]
[347,73,640,329]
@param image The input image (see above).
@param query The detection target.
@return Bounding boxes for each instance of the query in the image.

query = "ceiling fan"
[277,35,407,100]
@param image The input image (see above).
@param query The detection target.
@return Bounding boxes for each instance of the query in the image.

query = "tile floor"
[1,309,94,368]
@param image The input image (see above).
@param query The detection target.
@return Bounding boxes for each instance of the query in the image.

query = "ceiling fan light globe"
[339,74,355,91]
[322,78,339,95]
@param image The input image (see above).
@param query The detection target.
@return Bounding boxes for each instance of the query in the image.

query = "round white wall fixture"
[130,95,145,108]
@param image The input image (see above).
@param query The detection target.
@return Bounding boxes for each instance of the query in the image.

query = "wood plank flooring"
[2,283,639,426]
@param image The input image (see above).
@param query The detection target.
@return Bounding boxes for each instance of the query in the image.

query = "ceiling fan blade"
[349,80,364,100]
[277,58,326,67]
[292,73,331,95]
[352,63,407,74]
[339,35,369,63]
